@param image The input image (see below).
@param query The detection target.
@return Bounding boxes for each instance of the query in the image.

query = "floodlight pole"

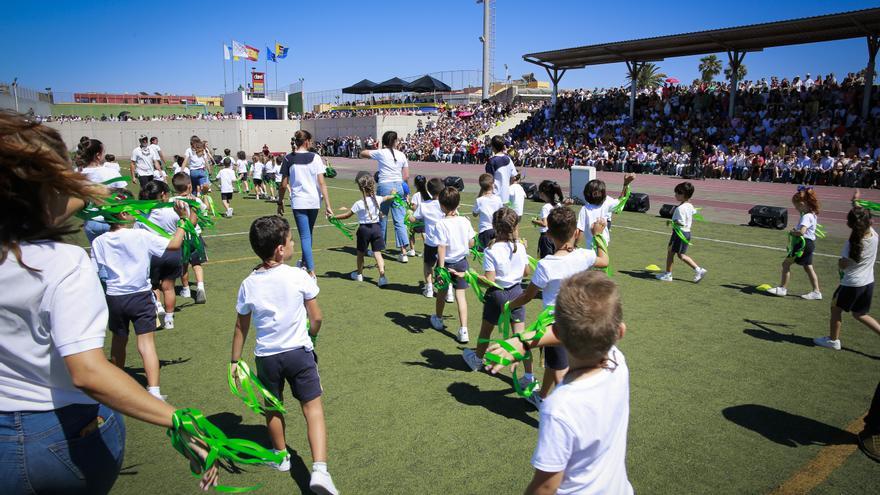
[625,61,644,121]
[481,0,491,99]
[727,50,746,119]
[862,35,879,120]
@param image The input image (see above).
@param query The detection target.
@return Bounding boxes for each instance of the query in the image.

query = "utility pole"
[12,77,19,113]
[479,0,493,100]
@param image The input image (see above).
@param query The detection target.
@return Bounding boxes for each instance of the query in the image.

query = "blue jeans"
[190,169,208,188]
[377,181,409,249]
[83,220,109,243]
[293,209,319,272]
[0,403,125,495]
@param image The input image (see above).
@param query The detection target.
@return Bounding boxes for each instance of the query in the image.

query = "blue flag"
[266,47,276,62]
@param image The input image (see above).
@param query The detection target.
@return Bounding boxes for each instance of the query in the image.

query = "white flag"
[232,40,248,59]
[223,44,231,60]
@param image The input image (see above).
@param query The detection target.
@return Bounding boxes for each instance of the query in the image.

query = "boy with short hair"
[430,186,476,343]
[655,181,707,283]
[91,196,196,400]
[411,177,446,298]
[217,157,237,217]
[230,216,338,495]
[104,153,120,171]
[171,172,208,303]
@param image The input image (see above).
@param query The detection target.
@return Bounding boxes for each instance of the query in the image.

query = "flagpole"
[274,40,278,94]
[223,44,228,96]
[231,40,236,94]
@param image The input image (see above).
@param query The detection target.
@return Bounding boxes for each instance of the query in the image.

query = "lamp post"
[12,78,19,113]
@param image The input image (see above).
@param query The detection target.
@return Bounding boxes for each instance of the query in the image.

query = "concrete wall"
[299,114,426,141]
[45,120,301,157]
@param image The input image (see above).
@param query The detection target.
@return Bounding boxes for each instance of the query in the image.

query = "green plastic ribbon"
[526,254,538,272]
[404,216,424,233]
[470,234,484,263]
[855,199,880,211]
[612,187,632,214]
[204,195,218,218]
[592,234,612,276]
[433,266,452,292]
[228,361,286,416]
[328,217,354,240]
[101,175,132,186]
[167,408,287,493]
[482,306,555,397]
[786,232,806,259]
[669,221,691,245]
[178,218,204,262]
[815,224,827,239]
[391,193,410,211]
[324,162,337,178]
[461,268,501,303]
[693,207,705,222]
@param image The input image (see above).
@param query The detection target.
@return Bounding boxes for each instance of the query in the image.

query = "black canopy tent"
[372,77,410,93]
[341,79,377,94]
[406,75,452,93]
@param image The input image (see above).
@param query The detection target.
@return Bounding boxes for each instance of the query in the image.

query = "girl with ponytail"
[78,138,125,242]
[767,187,822,299]
[360,130,414,262]
[814,190,880,350]
[329,174,396,286]
[532,180,565,259]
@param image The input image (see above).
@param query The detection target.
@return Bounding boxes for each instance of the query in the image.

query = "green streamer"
[391,193,410,211]
[470,234,484,263]
[101,175,132,186]
[693,207,705,222]
[481,306,555,398]
[669,221,691,245]
[327,217,354,240]
[166,408,287,493]
[592,234,612,276]
[461,268,501,303]
[324,163,337,178]
[815,224,827,239]
[855,199,880,211]
[433,266,452,293]
[786,233,806,259]
[204,195,218,218]
[228,362,286,416]
[612,187,632,214]
[526,255,538,272]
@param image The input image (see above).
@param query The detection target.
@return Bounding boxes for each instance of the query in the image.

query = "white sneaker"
[309,470,339,495]
[526,393,543,410]
[266,452,290,472]
[462,349,482,371]
[377,275,388,287]
[801,290,823,300]
[399,253,409,263]
[156,300,166,319]
[180,287,191,298]
[446,289,455,303]
[148,390,167,401]
[350,271,363,282]
[226,208,233,217]
[766,286,787,297]
[194,288,207,304]
[422,285,434,298]
[693,267,707,283]
[813,336,841,350]
[164,317,174,330]
[407,249,417,257]
[655,272,673,282]
[430,314,445,330]
[457,327,470,344]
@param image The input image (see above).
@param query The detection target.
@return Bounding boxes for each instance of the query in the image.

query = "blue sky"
[1,0,877,96]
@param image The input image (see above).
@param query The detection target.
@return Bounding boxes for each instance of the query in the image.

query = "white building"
[223,90,289,120]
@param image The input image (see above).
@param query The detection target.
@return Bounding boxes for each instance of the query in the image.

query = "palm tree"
[698,55,722,83]
[724,63,748,82]
[626,63,667,89]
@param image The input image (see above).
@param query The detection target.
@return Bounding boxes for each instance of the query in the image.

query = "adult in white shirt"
[485,135,518,203]
[182,136,213,197]
[278,130,334,278]
[130,135,158,189]
[0,113,217,494]
[359,131,413,261]
[78,138,124,242]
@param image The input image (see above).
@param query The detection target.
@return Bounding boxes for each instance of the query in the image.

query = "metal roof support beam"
[545,66,567,108]
[625,61,645,121]
[726,50,746,119]
[863,35,879,119]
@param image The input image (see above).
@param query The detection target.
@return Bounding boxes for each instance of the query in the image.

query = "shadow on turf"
[742,319,813,347]
[722,404,855,448]
[721,283,764,295]
[447,382,538,428]
[124,357,191,388]
[386,312,463,341]
[618,270,661,280]
[403,349,471,371]
[207,412,313,493]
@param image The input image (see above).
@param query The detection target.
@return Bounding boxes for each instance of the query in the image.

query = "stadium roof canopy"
[523,8,880,70]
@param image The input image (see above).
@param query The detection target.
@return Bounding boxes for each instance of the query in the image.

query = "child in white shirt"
[217,158,237,217]
[411,178,446,298]
[532,180,565,259]
[103,153,121,172]
[230,216,338,495]
[236,151,250,194]
[655,182,708,283]
[472,173,503,249]
[430,186,476,344]
[408,175,430,255]
[576,174,634,249]
[509,173,526,218]
[767,187,822,299]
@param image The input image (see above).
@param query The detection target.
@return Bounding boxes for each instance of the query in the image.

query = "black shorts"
[356,222,385,253]
[668,231,691,255]
[255,347,322,404]
[833,283,874,314]
[482,284,526,324]
[538,232,556,259]
[794,238,815,266]
[137,175,153,189]
[106,290,157,336]
[238,173,248,181]
[411,225,425,234]
[221,192,233,201]
[149,249,182,287]
[424,244,439,267]
[544,345,569,370]
[253,178,263,185]
[443,258,470,290]
[185,236,208,266]
[477,229,496,252]
[264,173,276,182]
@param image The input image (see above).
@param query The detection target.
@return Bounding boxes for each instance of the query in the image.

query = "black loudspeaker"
[444,176,464,191]
[623,192,650,213]
[659,204,676,219]
[749,205,788,230]
[520,182,538,200]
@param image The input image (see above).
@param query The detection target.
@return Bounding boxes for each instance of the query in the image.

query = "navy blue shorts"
[423,244,439,268]
[833,282,874,314]
[106,291,156,336]
[482,284,526,324]
[794,238,815,266]
[544,345,569,370]
[443,258,470,290]
[185,236,208,266]
[538,233,555,259]
[669,230,691,255]
[477,229,496,252]
[255,347,322,404]
[221,192,233,201]
[150,249,182,288]
[356,222,385,253]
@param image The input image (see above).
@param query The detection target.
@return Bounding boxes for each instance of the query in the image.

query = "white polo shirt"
[370,148,408,184]
[413,200,444,247]
[352,195,382,224]
[131,145,156,177]
[435,216,475,263]
[91,228,170,295]
[531,248,597,307]
[280,151,325,210]
[472,194,503,233]
[483,240,528,288]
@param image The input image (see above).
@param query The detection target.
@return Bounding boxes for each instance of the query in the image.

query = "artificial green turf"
[75,179,878,494]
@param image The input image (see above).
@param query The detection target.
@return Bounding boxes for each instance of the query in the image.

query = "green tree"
[724,63,748,82]
[698,54,722,83]
[627,63,667,89]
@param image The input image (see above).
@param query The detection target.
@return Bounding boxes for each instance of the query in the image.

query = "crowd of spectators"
[505,71,880,187]
[39,112,242,123]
